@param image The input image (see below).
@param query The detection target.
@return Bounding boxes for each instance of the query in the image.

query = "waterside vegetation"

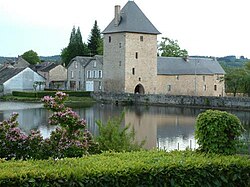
[0,92,249,186]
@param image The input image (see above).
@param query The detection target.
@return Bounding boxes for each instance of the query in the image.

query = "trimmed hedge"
[12,91,91,98]
[0,151,249,186]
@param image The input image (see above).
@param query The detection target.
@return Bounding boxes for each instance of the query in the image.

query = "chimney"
[114,5,121,26]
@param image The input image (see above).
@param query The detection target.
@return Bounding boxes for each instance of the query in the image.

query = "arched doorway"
[134,84,145,94]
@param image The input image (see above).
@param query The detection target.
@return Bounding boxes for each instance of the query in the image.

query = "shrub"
[195,109,245,155]
[0,151,249,186]
[95,112,145,152]
[41,92,98,157]
[0,113,45,160]
[0,92,98,160]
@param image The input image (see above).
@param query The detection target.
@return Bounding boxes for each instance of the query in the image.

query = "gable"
[0,67,45,84]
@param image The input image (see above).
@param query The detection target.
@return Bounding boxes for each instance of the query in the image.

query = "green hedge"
[12,91,91,98]
[0,151,249,186]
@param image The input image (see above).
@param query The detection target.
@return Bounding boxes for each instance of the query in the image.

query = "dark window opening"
[109,36,111,43]
[214,85,217,91]
[132,68,135,75]
[135,52,138,59]
[140,36,143,42]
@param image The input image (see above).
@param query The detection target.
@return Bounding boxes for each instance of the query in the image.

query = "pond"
[0,102,249,150]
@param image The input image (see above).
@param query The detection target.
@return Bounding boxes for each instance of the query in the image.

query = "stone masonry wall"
[92,92,250,110]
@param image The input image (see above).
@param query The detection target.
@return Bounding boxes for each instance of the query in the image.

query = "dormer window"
[93,61,96,68]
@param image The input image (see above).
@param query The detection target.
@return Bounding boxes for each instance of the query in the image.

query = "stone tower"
[102,1,160,94]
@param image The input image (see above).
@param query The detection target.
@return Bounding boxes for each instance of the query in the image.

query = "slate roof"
[102,1,160,34]
[0,67,26,84]
[67,55,103,68]
[157,57,225,75]
[38,63,59,72]
[14,56,30,68]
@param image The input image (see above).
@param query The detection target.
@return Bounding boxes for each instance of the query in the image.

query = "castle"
[102,1,225,96]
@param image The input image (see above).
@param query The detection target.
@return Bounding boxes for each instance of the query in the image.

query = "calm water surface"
[0,102,249,150]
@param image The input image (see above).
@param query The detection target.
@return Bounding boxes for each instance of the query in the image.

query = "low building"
[67,55,103,91]
[157,57,225,96]
[37,63,67,90]
[0,67,45,94]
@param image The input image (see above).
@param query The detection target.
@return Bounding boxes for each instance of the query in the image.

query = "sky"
[0,0,249,58]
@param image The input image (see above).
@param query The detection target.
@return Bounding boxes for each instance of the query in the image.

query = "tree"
[158,37,188,57]
[61,26,89,66]
[88,20,103,56]
[22,50,40,65]
[224,68,246,96]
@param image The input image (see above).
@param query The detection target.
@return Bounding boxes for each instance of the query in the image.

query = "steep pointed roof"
[102,1,160,35]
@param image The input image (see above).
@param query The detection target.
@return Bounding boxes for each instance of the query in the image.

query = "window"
[98,70,102,78]
[71,71,74,78]
[203,76,206,82]
[109,36,111,43]
[99,81,102,90]
[203,85,207,91]
[79,71,81,79]
[87,70,92,78]
[119,43,122,48]
[176,75,179,80]
[139,77,141,81]
[93,71,96,79]
[74,61,78,68]
[214,85,217,91]
[135,52,138,59]
[167,85,171,92]
[140,36,143,42]
[132,68,135,75]
[119,61,122,66]
[93,61,96,68]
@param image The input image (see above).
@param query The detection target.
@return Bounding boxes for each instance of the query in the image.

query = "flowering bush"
[41,92,98,157]
[0,92,98,160]
[0,113,45,160]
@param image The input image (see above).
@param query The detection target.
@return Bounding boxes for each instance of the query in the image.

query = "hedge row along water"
[0,151,249,186]
[12,91,91,98]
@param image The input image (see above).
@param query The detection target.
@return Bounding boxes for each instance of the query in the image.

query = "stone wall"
[92,92,250,110]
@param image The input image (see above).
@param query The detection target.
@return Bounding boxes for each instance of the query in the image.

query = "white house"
[0,66,45,94]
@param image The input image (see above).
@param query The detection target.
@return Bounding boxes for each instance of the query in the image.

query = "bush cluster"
[12,91,91,98]
[0,151,249,186]
[0,92,97,160]
[96,112,145,152]
[195,109,245,155]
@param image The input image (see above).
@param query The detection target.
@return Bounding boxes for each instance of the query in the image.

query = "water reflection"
[0,102,249,151]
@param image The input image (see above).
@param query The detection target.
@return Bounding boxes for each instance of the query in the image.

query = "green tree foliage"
[21,50,40,65]
[61,26,89,66]
[88,20,103,56]
[95,112,145,152]
[225,68,246,96]
[158,37,188,57]
[195,110,244,155]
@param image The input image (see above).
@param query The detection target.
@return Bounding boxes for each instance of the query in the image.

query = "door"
[86,81,94,91]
